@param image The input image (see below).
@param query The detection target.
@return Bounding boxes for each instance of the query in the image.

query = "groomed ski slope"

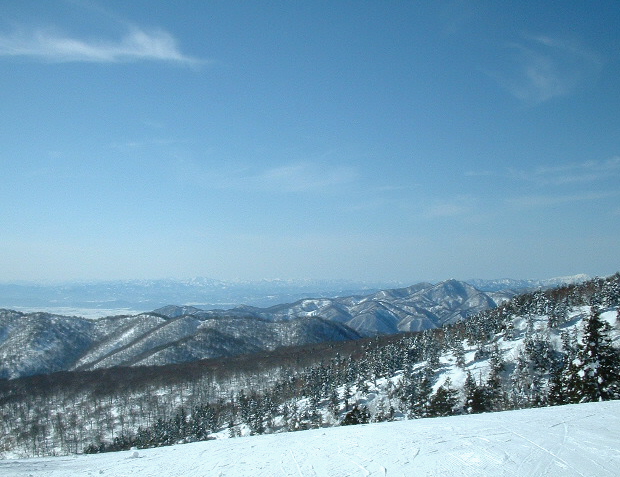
[2,401,619,477]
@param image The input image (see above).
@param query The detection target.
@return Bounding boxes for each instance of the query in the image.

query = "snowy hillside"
[1,400,619,477]
[0,309,363,378]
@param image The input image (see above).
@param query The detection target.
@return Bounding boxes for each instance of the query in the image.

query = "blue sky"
[0,1,618,283]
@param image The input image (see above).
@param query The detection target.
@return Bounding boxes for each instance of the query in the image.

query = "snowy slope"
[1,400,618,477]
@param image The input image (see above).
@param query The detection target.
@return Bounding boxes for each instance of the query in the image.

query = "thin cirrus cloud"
[0,26,201,65]
[424,201,471,219]
[177,160,359,194]
[421,196,481,220]
[467,157,620,186]
[508,190,618,209]
[490,34,603,104]
[250,162,358,193]
[509,156,620,186]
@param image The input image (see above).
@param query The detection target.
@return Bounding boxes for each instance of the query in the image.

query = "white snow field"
[2,401,619,477]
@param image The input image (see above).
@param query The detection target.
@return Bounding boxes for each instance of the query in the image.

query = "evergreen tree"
[428,378,459,417]
[484,345,506,411]
[547,364,566,406]
[425,336,442,371]
[328,388,340,419]
[602,273,620,307]
[412,370,434,418]
[341,405,370,426]
[452,341,466,369]
[463,371,486,414]
[565,306,620,402]
[463,371,476,413]
[189,404,216,441]
[343,384,352,412]
[484,368,505,411]
[228,419,239,438]
[510,352,533,408]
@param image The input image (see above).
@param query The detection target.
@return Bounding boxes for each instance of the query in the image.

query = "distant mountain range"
[0,275,592,379]
[0,275,589,316]
[188,279,500,334]
[1,279,499,379]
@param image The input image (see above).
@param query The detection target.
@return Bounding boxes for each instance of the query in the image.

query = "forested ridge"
[1,274,618,458]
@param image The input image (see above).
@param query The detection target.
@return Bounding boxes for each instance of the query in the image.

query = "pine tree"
[485,367,505,411]
[463,371,476,413]
[341,405,370,426]
[189,404,214,441]
[548,301,568,328]
[510,352,532,408]
[463,371,486,413]
[484,345,506,411]
[428,378,458,417]
[603,273,620,307]
[343,384,352,412]
[328,388,340,418]
[410,369,434,418]
[565,306,620,402]
[452,340,466,369]
[547,364,566,406]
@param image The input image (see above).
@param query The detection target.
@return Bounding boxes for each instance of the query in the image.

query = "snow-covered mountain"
[2,400,618,476]
[0,279,500,378]
[0,310,362,379]
[74,314,361,372]
[0,275,586,317]
[193,279,497,334]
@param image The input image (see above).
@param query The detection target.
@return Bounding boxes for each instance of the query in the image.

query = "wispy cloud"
[489,34,603,104]
[424,202,471,219]
[509,156,620,185]
[464,170,494,178]
[177,159,358,194]
[0,26,201,65]
[249,162,358,193]
[508,190,618,208]
[438,0,478,35]
[228,162,359,193]
[420,196,482,220]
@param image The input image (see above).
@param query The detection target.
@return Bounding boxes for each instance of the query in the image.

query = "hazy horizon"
[0,272,600,286]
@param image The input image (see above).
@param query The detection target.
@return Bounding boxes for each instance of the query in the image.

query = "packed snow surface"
[2,401,619,477]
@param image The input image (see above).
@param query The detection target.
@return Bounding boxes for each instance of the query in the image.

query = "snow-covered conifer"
[564,306,620,402]
[428,378,458,417]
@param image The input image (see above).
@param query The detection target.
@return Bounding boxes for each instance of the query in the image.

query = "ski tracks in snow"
[500,423,578,477]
